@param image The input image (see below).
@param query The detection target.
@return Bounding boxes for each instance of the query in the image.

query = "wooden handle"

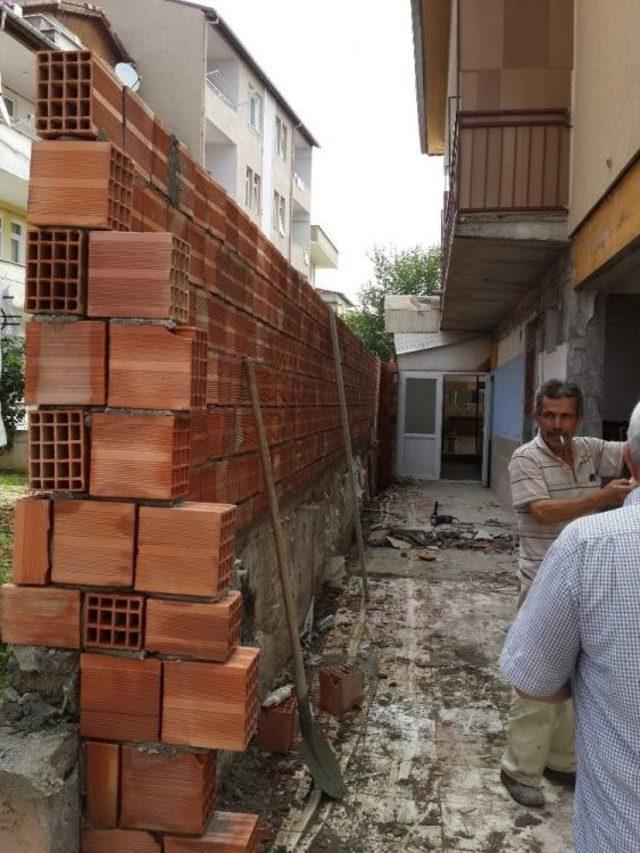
[244,358,309,703]
[329,311,370,602]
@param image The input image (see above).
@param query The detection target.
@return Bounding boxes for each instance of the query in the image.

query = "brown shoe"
[543,767,576,789]
[500,770,545,808]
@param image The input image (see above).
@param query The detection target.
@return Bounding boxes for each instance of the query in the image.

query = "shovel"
[245,358,345,800]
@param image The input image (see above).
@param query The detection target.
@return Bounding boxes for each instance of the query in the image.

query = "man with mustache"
[500,379,632,808]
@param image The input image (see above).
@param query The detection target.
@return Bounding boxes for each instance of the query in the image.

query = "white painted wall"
[398,336,490,372]
[261,91,277,235]
[538,343,568,383]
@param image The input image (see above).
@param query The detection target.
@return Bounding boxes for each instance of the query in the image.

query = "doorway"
[441,374,485,481]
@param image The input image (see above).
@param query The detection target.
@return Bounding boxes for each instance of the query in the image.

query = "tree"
[0,338,25,450]
[344,245,441,361]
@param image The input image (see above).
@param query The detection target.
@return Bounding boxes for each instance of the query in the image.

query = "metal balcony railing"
[206,68,237,110]
[442,109,571,257]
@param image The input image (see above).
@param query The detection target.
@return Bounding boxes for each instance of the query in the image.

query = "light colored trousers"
[501,579,575,788]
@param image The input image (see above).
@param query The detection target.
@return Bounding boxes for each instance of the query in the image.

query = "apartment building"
[93,0,337,281]
[0,2,131,336]
[411,0,640,503]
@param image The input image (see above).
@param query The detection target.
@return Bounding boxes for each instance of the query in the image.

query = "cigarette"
[559,435,566,446]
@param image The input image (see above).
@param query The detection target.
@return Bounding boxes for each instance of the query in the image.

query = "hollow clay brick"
[135,503,235,598]
[25,228,87,315]
[25,320,106,406]
[28,141,134,231]
[145,591,242,661]
[123,88,155,180]
[108,324,195,411]
[28,408,88,492]
[164,812,260,852]
[319,665,365,716]
[83,593,144,651]
[257,695,298,755]
[80,653,161,742]
[86,741,120,828]
[151,116,171,194]
[82,829,161,853]
[87,231,190,323]
[52,500,135,588]
[0,584,80,648]
[12,496,50,585]
[90,413,190,500]
[120,746,216,835]
[36,50,124,143]
[161,648,260,752]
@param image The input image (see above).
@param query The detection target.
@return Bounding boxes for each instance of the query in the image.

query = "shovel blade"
[299,701,345,800]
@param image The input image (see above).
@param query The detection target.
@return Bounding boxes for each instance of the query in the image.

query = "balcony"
[441,109,570,331]
[206,67,238,111]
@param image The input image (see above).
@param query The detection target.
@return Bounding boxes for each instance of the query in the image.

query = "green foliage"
[344,245,442,362]
[0,338,25,450]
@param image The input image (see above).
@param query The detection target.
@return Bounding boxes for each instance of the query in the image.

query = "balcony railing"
[443,109,570,254]
[206,68,237,110]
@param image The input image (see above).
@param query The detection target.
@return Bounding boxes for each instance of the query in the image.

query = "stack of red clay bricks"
[29,49,380,533]
[377,363,398,491]
[3,50,383,849]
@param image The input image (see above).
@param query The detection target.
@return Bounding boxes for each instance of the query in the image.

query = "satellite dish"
[115,63,141,92]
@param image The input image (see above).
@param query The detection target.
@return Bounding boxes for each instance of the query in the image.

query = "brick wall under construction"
[0,50,386,852]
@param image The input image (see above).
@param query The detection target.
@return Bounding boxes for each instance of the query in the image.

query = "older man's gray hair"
[628,401,640,465]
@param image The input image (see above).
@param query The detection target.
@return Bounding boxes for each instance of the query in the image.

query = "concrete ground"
[274,481,574,851]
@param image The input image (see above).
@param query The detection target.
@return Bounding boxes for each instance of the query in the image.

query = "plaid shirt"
[501,490,640,853]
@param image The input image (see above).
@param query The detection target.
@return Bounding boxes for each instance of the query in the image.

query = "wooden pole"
[244,358,309,703]
[329,310,370,602]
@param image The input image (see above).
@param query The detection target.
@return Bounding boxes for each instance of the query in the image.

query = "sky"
[202,0,444,301]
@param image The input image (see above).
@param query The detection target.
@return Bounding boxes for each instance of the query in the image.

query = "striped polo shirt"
[509,433,624,581]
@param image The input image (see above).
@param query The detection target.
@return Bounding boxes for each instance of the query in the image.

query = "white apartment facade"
[96,0,338,281]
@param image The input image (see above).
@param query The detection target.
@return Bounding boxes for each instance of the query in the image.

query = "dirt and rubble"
[221,481,574,851]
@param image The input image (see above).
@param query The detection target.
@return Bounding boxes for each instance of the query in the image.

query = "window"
[248,86,262,134]
[275,116,288,160]
[2,95,15,120]
[273,191,287,236]
[10,221,24,264]
[245,167,261,215]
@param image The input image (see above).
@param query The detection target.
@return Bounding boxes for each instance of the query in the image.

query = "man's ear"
[624,444,639,483]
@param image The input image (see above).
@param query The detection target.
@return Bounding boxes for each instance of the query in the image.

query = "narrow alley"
[259,482,574,851]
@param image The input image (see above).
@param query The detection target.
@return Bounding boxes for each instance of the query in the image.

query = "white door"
[397,372,443,479]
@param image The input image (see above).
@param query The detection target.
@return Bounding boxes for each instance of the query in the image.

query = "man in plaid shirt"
[501,401,640,852]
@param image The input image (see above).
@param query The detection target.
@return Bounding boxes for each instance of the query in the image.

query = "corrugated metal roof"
[394,331,483,354]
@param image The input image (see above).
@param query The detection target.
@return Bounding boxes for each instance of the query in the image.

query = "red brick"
[123,88,155,180]
[161,648,260,752]
[83,593,144,651]
[25,320,106,406]
[25,228,87,315]
[108,324,195,411]
[87,232,189,323]
[36,50,124,143]
[257,695,297,754]
[145,591,242,662]
[120,746,216,835]
[12,496,50,585]
[151,116,171,195]
[90,413,190,500]
[164,812,260,852]
[52,500,135,588]
[86,741,119,828]
[80,653,161,742]
[319,665,365,716]
[82,829,161,853]
[28,408,88,493]
[28,141,134,231]
[135,503,235,598]
[0,584,80,648]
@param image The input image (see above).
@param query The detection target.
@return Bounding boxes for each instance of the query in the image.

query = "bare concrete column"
[566,288,607,437]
